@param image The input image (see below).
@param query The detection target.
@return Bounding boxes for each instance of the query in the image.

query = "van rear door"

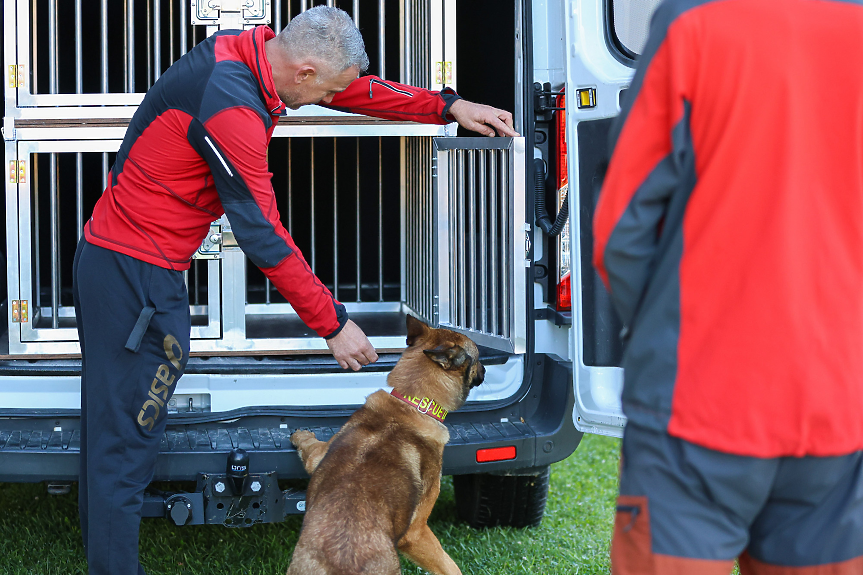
[564,0,662,436]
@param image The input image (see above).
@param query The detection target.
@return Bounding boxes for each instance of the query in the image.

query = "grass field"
[0,433,621,575]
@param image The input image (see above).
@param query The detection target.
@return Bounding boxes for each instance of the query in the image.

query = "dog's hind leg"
[397,523,462,575]
[290,430,331,475]
[360,553,401,575]
[286,546,327,575]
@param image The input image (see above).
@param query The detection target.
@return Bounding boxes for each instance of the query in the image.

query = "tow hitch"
[143,448,307,527]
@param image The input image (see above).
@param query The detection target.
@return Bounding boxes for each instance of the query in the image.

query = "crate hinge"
[7,64,24,89]
[8,159,25,184]
[434,62,453,85]
[11,300,28,323]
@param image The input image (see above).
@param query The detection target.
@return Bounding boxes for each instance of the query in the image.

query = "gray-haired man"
[73,6,516,574]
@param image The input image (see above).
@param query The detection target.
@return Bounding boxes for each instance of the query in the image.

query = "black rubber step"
[0,418,538,481]
[0,419,533,455]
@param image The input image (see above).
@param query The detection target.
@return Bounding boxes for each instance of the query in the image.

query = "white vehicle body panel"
[0,356,525,411]
[561,0,640,437]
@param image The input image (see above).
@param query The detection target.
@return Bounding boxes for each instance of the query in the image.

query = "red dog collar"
[390,390,449,423]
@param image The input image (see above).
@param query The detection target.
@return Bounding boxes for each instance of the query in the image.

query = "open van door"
[563,0,662,437]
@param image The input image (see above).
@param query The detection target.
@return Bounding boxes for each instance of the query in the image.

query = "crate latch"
[2,116,15,141]
[195,223,222,259]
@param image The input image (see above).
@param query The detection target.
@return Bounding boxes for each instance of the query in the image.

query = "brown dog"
[286,315,485,575]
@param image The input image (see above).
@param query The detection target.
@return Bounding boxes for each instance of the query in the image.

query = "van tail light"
[557,272,572,312]
[555,92,571,312]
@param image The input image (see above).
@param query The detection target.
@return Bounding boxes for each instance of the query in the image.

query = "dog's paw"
[290,429,316,447]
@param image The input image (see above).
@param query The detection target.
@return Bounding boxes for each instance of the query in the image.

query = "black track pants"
[73,238,190,575]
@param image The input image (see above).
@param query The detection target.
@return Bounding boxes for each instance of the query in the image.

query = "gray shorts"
[612,423,863,574]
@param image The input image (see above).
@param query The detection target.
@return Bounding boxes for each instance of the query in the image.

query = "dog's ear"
[406,315,430,346]
[423,343,469,371]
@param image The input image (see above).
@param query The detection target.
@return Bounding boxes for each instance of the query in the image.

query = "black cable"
[534,158,569,237]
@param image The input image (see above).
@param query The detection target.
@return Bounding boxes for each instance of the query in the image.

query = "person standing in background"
[594,0,863,571]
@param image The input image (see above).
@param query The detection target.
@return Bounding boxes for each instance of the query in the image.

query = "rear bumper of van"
[0,353,580,483]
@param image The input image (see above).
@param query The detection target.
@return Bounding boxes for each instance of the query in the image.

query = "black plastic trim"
[604,0,639,67]
[534,306,572,326]
[577,119,624,367]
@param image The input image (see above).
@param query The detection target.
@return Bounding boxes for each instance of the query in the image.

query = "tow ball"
[145,447,307,527]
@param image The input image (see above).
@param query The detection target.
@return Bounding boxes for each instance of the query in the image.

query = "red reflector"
[557,272,572,312]
[476,446,517,463]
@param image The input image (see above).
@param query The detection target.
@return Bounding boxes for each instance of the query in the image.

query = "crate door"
[429,137,527,354]
[8,140,221,356]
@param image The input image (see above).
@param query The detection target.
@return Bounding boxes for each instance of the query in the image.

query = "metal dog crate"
[2,0,526,358]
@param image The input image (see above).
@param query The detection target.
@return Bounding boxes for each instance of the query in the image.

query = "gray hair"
[277,6,370,75]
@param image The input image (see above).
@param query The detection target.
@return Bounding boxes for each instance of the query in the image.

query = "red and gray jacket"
[85,25,459,339]
[593,0,863,458]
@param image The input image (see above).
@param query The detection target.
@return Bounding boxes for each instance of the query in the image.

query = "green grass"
[0,433,621,575]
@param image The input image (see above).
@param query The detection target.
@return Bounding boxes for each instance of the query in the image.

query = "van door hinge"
[8,160,25,183]
[435,62,453,85]
[7,65,24,88]
[11,300,28,323]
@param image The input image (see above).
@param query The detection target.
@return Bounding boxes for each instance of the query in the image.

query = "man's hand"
[449,99,520,137]
[326,319,379,371]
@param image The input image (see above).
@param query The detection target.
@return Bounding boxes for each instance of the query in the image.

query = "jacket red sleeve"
[191,106,348,339]
[592,13,694,327]
[326,75,461,125]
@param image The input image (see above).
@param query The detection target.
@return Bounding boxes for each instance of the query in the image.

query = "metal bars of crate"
[19,0,186,105]
[433,138,527,354]
[404,0,432,88]
[17,138,408,319]
[12,0,394,109]
[250,136,399,309]
[404,137,435,324]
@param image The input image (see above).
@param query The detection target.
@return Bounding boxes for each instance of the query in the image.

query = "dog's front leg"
[397,472,461,575]
[290,430,331,475]
[397,523,462,575]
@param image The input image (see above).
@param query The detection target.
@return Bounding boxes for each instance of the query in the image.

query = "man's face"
[279,65,360,110]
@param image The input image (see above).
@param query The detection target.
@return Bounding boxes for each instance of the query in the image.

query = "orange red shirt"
[594,0,863,457]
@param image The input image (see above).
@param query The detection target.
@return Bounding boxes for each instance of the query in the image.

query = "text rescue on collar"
[390,389,449,423]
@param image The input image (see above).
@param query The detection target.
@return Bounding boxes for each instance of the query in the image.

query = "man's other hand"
[449,99,520,137]
[326,319,379,371]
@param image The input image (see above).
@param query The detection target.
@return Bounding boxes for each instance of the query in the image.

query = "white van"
[0,0,648,528]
